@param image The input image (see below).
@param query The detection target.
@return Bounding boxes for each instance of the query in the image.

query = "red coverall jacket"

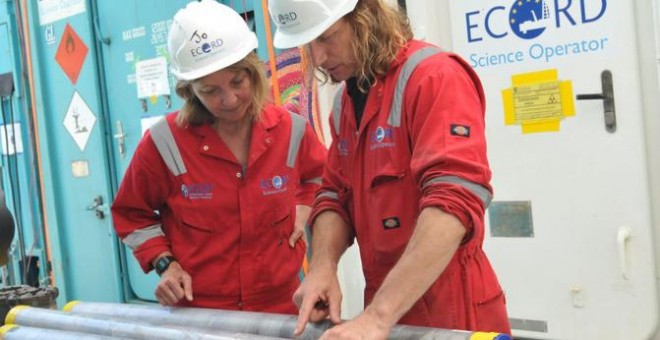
[112,106,327,313]
[310,40,511,334]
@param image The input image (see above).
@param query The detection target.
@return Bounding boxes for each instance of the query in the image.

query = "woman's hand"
[290,205,312,247]
[155,261,193,306]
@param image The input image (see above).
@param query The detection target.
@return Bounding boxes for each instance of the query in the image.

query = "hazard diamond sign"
[63,91,96,151]
[55,23,88,85]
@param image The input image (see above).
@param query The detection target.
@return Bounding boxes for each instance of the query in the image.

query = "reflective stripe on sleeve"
[422,176,493,208]
[150,118,187,176]
[388,46,442,127]
[122,223,165,250]
[316,190,339,201]
[287,111,307,168]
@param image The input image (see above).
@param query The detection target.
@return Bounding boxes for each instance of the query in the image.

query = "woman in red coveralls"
[111,0,326,314]
[268,0,511,337]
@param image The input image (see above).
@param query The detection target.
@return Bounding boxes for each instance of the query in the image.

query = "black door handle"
[576,70,616,133]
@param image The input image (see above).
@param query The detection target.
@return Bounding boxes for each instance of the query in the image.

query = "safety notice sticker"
[63,91,96,151]
[512,81,562,122]
[502,69,574,134]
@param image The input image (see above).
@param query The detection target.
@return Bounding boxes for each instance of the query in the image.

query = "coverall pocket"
[271,208,292,246]
[256,207,302,291]
[370,173,405,189]
[368,171,418,266]
[180,215,214,233]
[173,215,215,271]
[474,289,509,334]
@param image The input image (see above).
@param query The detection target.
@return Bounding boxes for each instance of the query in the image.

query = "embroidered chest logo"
[337,138,349,156]
[181,183,214,200]
[260,175,290,196]
[370,126,396,150]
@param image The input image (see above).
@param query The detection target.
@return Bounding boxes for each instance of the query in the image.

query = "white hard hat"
[269,0,358,49]
[167,0,258,80]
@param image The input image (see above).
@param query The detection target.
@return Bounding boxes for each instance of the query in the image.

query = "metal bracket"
[0,73,15,97]
[86,195,106,219]
[113,120,127,158]
[93,16,111,45]
[576,70,616,133]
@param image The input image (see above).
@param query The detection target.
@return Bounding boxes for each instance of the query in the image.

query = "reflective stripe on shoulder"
[332,83,346,134]
[388,46,443,127]
[422,176,493,208]
[150,118,187,176]
[122,223,165,250]
[287,110,307,168]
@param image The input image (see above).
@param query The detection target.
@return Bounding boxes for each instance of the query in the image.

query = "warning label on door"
[512,81,562,123]
[55,24,88,85]
[502,69,575,134]
[63,91,96,151]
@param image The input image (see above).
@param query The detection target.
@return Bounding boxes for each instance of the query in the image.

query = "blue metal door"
[23,0,124,304]
[94,0,189,301]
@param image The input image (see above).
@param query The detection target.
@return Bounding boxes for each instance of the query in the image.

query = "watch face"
[155,256,174,276]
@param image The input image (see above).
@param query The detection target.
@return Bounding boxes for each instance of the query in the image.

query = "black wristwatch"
[154,255,177,276]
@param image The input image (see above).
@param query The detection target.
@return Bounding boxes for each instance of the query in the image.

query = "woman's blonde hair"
[305,0,413,92]
[174,52,270,126]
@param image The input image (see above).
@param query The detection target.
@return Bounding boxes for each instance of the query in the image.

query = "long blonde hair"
[174,52,270,126]
[306,0,413,92]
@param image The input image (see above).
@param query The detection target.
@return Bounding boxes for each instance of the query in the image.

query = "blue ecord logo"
[510,0,549,39]
[466,0,607,43]
[370,126,396,151]
[375,127,386,143]
[272,176,283,190]
[260,175,290,195]
[277,12,298,25]
[189,30,224,58]
[464,0,609,68]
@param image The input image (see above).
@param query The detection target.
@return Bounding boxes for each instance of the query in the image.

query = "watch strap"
[154,255,176,276]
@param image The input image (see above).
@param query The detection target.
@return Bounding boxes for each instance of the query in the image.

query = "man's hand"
[319,311,391,340]
[292,264,342,336]
[155,261,193,306]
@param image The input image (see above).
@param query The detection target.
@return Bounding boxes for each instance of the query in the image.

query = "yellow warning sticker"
[502,69,574,134]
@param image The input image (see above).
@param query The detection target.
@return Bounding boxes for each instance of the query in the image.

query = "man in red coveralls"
[268,0,511,338]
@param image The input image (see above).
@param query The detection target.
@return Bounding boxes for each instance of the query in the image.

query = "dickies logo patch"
[382,217,401,230]
[450,124,471,138]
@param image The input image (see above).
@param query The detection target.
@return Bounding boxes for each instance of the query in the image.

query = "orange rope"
[19,0,55,286]
[260,0,281,105]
